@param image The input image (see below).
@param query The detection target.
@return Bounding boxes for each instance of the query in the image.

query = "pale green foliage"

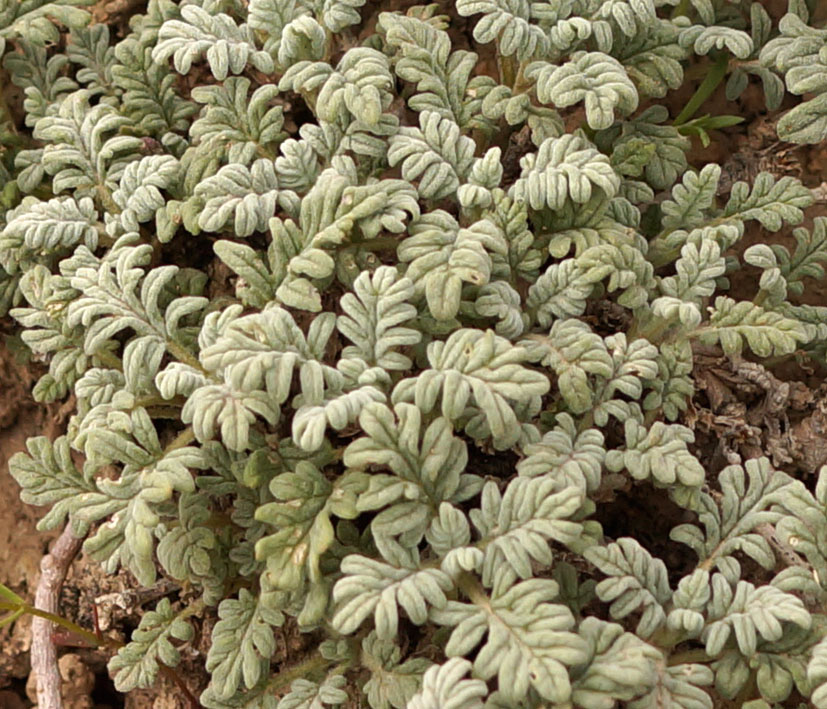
[153,5,274,80]
[681,25,754,59]
[470,477,588,589]
[432,579,588,703]
[527,52,638,129]
[524,320,612,413]
[194,159,299,236]
[112,155,180,233]
[671,458,797,583]
[113,33,197,138]
[724,173,813,231]
[399,212,505,320]
[205,588,284,700]
[517,413,605,492]
[703,579,810,657]
[585,538,671,638]
[511,134,620,211]
[265,160,419,312]
[391,329,550,449]
[388,111,475,200]
[332,552,453,638]
[606,419,705,487]
[570,618,663,709]
[256,461,360,590]
[345,401,478,557]
[810,636,827,708]
[698,296,809,357]
[761,14,827,143]
[407,658,487,709]
[0,196,99,268]
[378,12,481,128]
[361,633,431,709]
[8,435,96,533]
[661,164,722,232]
[280,48,394,126]
[599,106,690,190]
[33,89,143,197]
[337,266,421,370]
[4,40,79,128]
[5,1,827,708]
[653,236,726,328]
[277,675,348,709]
[189,78,285,163]
[109,598,194,691]
[455,0,547,60]
[0,0,91,49]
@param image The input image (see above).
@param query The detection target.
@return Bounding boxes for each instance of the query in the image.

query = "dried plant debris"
[691,346,827,475]
[716,115,806,195]
[5,0,827,708]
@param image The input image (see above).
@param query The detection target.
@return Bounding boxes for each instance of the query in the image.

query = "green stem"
[146,406,187,419]
[268,654,332,694]
[643,407,661,427]
[498,49,518,88]
[761,350,804,369]
[512,61,529,93]
[0,71,18,138]
[577,410,595,434]
[0,607,25,628]
[0,600,102,648]
[456,571,490,607]
[302,90,319,117]
[349,236,399,252]
[164,426,196,454]
[674,54,730,127]
[629,312,677,344]
[94,348,125,371]
[96,183,121,216]
[166,340,206,373]
[134,394,186,410]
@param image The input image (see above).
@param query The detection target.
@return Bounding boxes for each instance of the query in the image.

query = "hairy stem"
[166,340,206,373]
[164,426,196,454]
[268,653,332,694]
[498,49,518,88]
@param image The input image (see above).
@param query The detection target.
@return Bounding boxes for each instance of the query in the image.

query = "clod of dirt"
[90,0,146,30]
[124,682,190,709]
[26,654,95,709]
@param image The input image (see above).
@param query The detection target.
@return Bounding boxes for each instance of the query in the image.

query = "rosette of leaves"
[4,1,827,708]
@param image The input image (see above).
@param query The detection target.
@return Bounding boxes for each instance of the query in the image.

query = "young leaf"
[205,589,284,700]
[109,598,194,691]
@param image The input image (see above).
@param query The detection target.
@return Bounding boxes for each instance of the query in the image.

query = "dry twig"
[31,525,84,709]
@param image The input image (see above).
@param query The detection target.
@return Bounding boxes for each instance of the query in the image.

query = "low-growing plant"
[3,0,827,707]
